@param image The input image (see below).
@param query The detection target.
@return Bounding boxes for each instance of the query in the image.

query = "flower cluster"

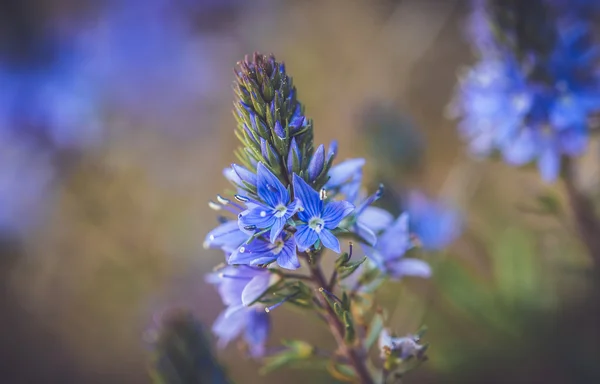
[203,54,459,366]
[450,0,600,182]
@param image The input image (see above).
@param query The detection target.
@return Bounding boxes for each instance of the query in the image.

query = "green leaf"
[338,256,368,279]
[364,312,384,351]
[536,191,562,216]
[260,340,315,374]
[492,227,542,307]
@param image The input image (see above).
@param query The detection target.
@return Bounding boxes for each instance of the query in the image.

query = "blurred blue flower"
[212,306,270,358]
[228,235,299,270]
[80,0,213,114]
[452,0,600,182]
[363,213,431,280]
[206,266,274,357]
[406,191,462,251]
[292,174,354,253]
[238,163,300,243]
[379,329,426,360]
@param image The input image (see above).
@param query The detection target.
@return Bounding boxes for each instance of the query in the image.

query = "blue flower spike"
[292,173,354,253]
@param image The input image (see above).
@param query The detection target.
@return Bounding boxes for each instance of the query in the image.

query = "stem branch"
[307,256,374,384]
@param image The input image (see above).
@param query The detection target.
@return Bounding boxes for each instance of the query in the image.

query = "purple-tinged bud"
[274,120,285,138]
[327,140,338,162]
[287,137,301,173]
[307,144,325,181]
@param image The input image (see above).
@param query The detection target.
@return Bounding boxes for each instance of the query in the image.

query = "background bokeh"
[1,0,600,383]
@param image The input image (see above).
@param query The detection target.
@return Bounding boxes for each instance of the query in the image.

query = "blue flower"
[379,329,425,360]
[228,234,299,270]
[206,265,275,307]
[292,174,354,253]
[212,306,270,358]
[206,266,274,357]
[452,2,600,182]
[204,220,250,255]
[363,213,431,279]
[238,163,300,243]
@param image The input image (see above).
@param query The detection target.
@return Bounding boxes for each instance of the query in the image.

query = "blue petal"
[245,308,270,358]
[322,201,354,229]
[238,205,277,230]
[214,266,255,306]
[538,146,560,182]
[269,217,287,243]
[502,129,537,165]
[276,238,300,270]
[232,164,257,186]
[377,213,411,260]
[319,229,341,253]
[326,158,365,188]
[355,221,377,246]
[241,272,272,306]
[307,144,325,181]
[257,162,289,207]
[357,206,394,233]
[212,306,246,348]
[407,192,461,250]
[327,140,338,162]
[294,224,318,251]
[223,167,242,185]
[228,239,277,266]
[204,221,249,253]
[293,173,322,219]
[387,258,431,279]
[558,128,588,155]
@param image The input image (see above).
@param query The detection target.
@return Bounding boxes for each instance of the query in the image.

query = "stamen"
[319,188,327,200]
[348,242,354,259]
[208,201,222,211]
[216,195,230,205]
[235,194,250,203]
[221,273,252,281]
[265,292,299,313]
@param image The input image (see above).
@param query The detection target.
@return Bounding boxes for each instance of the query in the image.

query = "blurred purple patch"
[406,191,462,251]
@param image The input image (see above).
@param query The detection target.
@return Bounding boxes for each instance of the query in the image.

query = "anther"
[208,201,222,211]
[217,195,230,205]
[319,188,327,201]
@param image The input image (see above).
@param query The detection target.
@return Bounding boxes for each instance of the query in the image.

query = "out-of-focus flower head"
[451,0,600,182]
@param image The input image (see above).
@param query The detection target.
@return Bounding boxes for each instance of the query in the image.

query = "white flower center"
[274,204,287,218]
[308,217,325,233]
[272,239,285,255]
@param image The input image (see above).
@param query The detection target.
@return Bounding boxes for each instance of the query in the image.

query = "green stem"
[306,254,374,384]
